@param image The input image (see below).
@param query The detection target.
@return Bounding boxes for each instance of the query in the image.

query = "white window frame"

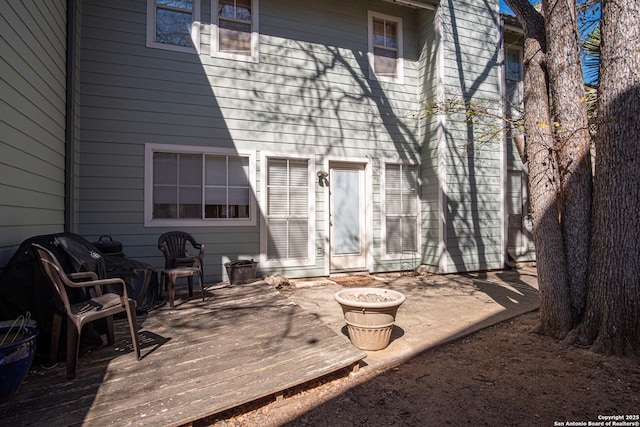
[211,0,259,63]
[380,160,420,260]
[146,0,201,53]
[504,45,525,165]
[505,46,524,112]
[259,153,316,268]
[144,143,256,227]
[367,11,404,84]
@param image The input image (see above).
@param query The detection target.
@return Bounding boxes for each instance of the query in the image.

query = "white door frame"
[323,158,372,273]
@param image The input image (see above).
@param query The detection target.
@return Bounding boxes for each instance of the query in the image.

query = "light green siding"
[75,0,509,280]
[0,0,68,264]
[77,0,433,280]
[416,7,440,272]
[438,0,505,273]
[1,1,527,279]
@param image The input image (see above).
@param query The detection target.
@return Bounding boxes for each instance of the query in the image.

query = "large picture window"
[382,162,418,257]
[146,0,201,53]
[262,157,313,265]
[212,0,259,62]
[145,145,255,226]
[368,11,403,83]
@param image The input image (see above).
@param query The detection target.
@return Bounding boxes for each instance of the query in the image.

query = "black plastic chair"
[157,231,205,307]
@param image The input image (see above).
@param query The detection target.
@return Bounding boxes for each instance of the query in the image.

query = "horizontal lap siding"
[78,0,425,279]
[417,8,440,272]
[0,1,67,264]
[204,9,421,158]
[79,0,252,278]
[440,0,504,273]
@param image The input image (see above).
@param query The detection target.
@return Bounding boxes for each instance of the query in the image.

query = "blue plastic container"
[0,326,39,403]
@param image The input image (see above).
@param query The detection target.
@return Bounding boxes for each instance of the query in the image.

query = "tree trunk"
[570,0,640,355]
[505,0,573,338]
[543,0,592,325]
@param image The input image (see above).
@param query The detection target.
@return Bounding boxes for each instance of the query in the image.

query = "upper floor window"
[145,144,256,226]
[368,11,403,84]
[505,47,523,112]
[504,46,524,148]
[147,0,201,53]
[212,0,259,62]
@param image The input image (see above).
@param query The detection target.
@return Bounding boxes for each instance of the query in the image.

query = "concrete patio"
[284,265,539,371]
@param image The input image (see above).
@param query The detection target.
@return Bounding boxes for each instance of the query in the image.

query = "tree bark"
[570,0,640,355]
[543,0,592,325]
[505,0,573,337]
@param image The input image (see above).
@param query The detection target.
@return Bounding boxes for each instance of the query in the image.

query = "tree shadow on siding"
[440,0,505,273]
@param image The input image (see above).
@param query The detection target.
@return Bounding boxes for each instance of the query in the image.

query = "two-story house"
[1,0,533,282]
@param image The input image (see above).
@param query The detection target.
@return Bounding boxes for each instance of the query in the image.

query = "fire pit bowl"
[0,325,38,403]
[335,287,406,351]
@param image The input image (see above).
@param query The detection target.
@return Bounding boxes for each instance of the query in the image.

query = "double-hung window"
[262,157,313,266]
[505,47,523,115]
[368,11,403,83]
[505,46,524,155]
[212,0,259,62]
[145,144,255,226]
[147,0,201,53]
[382,162,419,257]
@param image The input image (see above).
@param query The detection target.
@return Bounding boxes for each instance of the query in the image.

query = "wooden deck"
[0,281,365,426]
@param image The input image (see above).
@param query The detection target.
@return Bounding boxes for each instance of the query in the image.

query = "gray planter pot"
[335,288,406,351]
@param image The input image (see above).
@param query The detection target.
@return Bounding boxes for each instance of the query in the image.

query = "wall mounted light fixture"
[317,170,329,187]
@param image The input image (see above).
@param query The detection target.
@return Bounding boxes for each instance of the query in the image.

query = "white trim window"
[381,162,419,258]
[368,11,403,83]
[145,144,256,226]
[504,46,524,152]
[261,157,315,266]
[147,0,201,53]
[212,0,259,62]
[505,46,523,115]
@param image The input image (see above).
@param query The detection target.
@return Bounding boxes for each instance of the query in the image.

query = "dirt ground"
[199,310,640,427]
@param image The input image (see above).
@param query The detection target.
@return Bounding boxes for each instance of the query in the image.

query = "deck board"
[0,281,365,426]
